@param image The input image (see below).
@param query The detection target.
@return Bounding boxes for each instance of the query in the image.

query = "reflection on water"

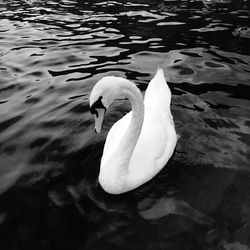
[0,0,250,249]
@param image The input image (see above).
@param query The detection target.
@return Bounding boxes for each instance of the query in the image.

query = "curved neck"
[119,80,144,159]
[103,78,144,178]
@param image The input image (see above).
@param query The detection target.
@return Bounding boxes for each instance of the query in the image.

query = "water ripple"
[0,0,250,249]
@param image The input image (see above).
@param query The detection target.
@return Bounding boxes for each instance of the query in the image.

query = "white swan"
[89,68,177,194]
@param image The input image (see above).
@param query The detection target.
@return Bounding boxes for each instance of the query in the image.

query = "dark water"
[1,0,250,249]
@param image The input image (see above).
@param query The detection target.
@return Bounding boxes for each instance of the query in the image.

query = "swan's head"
[89,76,124,133]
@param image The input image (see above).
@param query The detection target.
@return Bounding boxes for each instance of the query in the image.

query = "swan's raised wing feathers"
[144,68,172,111]
[127,109,177,186]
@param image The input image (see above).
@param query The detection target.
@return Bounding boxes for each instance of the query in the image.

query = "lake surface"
[0,0,250,249]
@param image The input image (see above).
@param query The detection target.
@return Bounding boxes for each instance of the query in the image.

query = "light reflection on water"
[0,0,250,249]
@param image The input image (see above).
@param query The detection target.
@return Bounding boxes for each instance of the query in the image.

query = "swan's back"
[144,68,172,111]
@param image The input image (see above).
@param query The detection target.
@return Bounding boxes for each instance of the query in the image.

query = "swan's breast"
[100,112,131,167]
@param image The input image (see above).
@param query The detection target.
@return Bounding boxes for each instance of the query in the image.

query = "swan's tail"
[144,68,172,111]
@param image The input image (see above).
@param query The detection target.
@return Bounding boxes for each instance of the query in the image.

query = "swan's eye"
[90,108,99,117]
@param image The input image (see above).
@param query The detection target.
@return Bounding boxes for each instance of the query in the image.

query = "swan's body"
[89,69,177,194]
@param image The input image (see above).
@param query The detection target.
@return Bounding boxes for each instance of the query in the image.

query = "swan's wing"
[101,112,132,166]
[128,109,177,185]
[144,68,172,111]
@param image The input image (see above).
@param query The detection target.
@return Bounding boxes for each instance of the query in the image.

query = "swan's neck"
[101,78,144,189]
[118,80,144,164]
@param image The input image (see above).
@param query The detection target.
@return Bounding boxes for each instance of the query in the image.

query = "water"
[0,0,250,249]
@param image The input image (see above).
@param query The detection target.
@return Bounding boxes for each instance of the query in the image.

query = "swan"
[89,68,177,194]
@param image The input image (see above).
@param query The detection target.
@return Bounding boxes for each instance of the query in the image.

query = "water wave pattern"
[0,0,250,250]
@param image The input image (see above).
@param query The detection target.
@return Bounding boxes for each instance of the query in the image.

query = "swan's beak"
[94,108,105,134]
